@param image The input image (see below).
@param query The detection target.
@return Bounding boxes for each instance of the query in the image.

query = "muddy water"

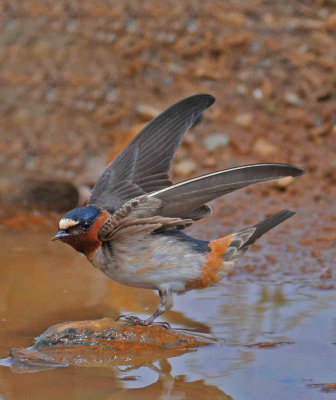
[0,229,336,400]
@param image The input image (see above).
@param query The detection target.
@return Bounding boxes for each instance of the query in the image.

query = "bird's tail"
[212,210,295,263]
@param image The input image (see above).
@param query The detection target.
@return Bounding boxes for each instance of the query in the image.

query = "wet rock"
[174,159,197,176]
[34,318,212,348]
[5,318,216,370]
[253,138,279,157]
[203,134,230,151]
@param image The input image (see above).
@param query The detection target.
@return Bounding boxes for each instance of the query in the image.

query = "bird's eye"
[82,221,92,230]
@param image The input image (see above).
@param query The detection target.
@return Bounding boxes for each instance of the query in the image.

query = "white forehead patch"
[59,218,80,230]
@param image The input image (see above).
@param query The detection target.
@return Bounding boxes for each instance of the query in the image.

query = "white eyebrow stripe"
[59,219,80,230]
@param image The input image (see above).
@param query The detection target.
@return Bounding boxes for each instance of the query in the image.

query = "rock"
[266,100,277,115]
[77,155,108,185]
[253,138,279,157]
[0,175,79,212]
[202,157,216,168]
[252,88,263,100]
[22,180,79,211]
[77,184,92,206]
[310,122,332,137]
[174,159,197,176]
[236,83,248,94]
[244,341,294,348]
[4,318,216,371]
[324,13,336,31]
[284,92,302,106]
[276,176,295,189]
[308,383,336,393]
[136,104,160,121]
[202,134,230,151]
[1,212,57,229]
[234,112,253,127]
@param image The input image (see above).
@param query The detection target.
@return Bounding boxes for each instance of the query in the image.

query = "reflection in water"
[116,359,233,400]
[0,358,233,400]
[1,230,336,400]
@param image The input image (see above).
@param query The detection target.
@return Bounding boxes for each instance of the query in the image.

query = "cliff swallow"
[54,94,304,327]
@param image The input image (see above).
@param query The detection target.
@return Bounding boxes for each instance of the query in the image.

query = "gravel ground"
[0,0,335,278]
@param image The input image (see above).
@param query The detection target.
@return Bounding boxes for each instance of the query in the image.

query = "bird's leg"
[143,289,173,328]
[116,289,173,329]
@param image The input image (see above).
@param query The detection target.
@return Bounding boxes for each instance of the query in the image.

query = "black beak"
[52,230,71,241]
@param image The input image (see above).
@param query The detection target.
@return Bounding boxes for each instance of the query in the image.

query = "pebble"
[252,88,264,100]
[77,184,92,206]
[284,92,302,106]
[236,83,248,94]
[202,157,216,168]
[234,112,253,127]
[136,104,160,121]
[253,138,279,157]
[202,133,230,151]
[276,176,295,189]
[174,159,197,176]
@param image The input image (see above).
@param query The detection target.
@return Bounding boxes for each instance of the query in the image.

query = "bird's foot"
[115,314,171,329]
[116,315,143,324]
[151,321,171,329]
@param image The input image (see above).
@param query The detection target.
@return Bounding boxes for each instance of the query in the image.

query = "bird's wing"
[98,163,304,240]
[149,163,305,219]
[98,195,191,241]
[89,94,215,212]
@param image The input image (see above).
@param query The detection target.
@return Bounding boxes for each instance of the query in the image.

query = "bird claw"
[151,321,171,329]
[115,314,171,329]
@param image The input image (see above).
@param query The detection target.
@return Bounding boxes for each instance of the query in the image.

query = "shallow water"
[0,229,335,399]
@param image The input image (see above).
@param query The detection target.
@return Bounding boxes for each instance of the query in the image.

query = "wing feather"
[89,94,215,211]
[150,163,304,219]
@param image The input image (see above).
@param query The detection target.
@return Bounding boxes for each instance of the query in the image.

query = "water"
[0,229,335,399]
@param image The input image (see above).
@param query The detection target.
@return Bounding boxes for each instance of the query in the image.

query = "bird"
[54,94,304,328]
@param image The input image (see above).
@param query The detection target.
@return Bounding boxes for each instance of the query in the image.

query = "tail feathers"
[244,209,295,246]
[223,210,295,261]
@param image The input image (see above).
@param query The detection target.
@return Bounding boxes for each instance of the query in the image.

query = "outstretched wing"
[149,163,305,219]
[98,163,304,241]
[89,94,215,212]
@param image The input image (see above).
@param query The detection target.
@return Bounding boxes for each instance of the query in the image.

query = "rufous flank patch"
[186,234,234,290]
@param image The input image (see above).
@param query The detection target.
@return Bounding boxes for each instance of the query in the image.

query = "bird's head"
[54,205,109,255]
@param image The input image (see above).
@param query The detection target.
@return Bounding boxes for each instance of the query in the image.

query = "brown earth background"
[0,0,335,278]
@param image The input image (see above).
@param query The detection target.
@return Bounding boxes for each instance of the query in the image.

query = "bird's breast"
[86,233,208,291]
